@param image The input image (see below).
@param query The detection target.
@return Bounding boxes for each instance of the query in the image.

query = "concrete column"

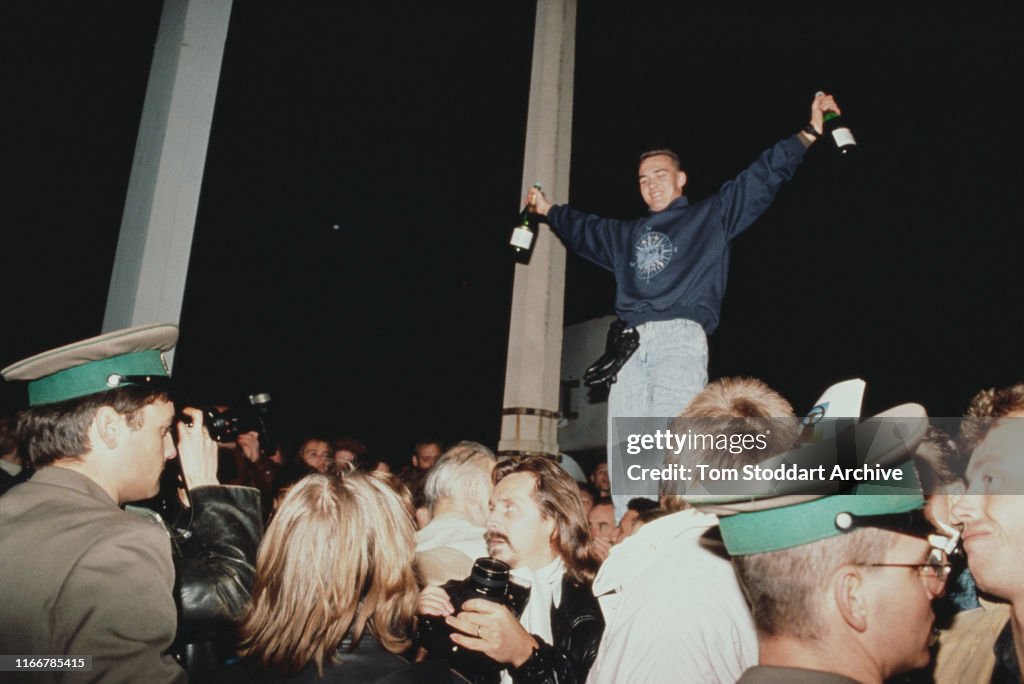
[498,0,576,457]
[102,0,233,370]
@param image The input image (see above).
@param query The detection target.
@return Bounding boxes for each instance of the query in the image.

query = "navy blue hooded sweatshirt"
[546,135,807,334]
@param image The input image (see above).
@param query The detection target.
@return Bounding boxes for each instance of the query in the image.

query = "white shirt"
[0,459,22,477]
[587,508,757,684]
[502,557,565,684]
[415,512,488,586]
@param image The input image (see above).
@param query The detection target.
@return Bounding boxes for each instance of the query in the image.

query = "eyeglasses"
[858,548,951,596]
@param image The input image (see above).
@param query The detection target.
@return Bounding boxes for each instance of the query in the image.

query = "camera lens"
[204,409,241,443]
[467,558,511,599]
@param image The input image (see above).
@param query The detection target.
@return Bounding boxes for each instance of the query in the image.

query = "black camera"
[181,393,275,454]
[418,558,530,677]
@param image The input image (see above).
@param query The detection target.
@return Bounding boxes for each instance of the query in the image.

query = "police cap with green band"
[684,403,930,556]
[1,323,178,406]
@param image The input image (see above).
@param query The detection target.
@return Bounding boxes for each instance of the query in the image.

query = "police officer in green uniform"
[688,406,953,684]
[1,324,261,683]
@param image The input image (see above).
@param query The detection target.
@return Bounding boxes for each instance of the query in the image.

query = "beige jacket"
[0,467,186,683]
[934,597,1011,684]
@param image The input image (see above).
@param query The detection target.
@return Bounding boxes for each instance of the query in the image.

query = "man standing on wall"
[528,92,840,520]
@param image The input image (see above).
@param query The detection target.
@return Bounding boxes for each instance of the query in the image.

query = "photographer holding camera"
[0,324,262,683]
[195,397,281,521]
[416,456,604,684]
[160,418,263,682]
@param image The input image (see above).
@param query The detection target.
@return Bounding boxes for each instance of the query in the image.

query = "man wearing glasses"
[693,454,950,684]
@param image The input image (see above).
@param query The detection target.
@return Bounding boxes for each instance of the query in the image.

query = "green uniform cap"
[1,323,178,406]
[716,459,924,555]
[685,403,928,556]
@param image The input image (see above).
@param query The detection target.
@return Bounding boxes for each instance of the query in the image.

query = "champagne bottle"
[510,183,542,264]
[824,111,857,154]
[815,94,855,155]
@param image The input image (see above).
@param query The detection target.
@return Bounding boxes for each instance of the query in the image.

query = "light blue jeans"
[608,318,708,521]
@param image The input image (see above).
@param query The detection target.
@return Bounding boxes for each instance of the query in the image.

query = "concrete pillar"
[102,0,233,370]
[498,0,576,457]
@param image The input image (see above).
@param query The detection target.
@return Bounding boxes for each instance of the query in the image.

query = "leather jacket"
[510,577,604,684]
[171,485,263,681]
[421,575,604,684]
[226,631,460,683]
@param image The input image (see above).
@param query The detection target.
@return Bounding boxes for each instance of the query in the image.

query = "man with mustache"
[417,455,604,683]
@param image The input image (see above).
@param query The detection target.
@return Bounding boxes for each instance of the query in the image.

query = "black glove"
[583,319,639,388]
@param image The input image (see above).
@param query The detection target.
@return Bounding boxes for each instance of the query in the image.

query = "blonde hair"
[238,471,417,676]
[662,377,799,510]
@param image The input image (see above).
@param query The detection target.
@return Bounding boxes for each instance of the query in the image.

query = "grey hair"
[423,441,496,518]
[733,526,896,639]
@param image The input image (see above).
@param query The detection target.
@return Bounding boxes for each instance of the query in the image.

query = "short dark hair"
[914,426,966,491]
[959,382,1024,454]
[332,437,367,455]
[413,437,444,452]
[296,435,331,455]
[577,482,599,501]
[627,497,659,514]
[17,387,169,468]
[638,148,681,170]
[636,507,669,526]
[1,414,20,458]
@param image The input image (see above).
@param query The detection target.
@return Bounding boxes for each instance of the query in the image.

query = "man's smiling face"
[638,154,686,212]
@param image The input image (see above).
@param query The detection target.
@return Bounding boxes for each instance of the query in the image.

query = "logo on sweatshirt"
[631,228,677,281]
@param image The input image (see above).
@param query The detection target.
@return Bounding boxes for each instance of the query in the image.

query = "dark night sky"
[3,2,1020,462]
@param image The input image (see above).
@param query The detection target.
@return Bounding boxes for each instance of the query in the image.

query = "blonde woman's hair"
[238,470,417,676]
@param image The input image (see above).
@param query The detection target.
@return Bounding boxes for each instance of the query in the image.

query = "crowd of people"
[1,323,1023,684]
[2,92,1020,683]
